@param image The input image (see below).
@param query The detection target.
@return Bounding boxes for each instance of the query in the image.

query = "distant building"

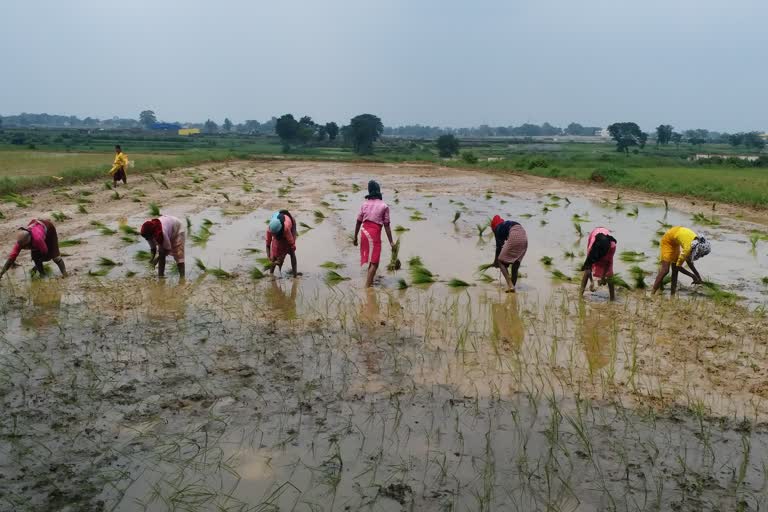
[692,154,759,162]
[151,122,182,132]
[598,128,610,138]
[178,128,200,136]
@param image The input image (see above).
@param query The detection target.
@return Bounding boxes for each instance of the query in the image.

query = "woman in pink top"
[579,227,618,301]
[140,215,186,279]
[0,219,67,279]
[353,180,394,287]
[266,210,299,276]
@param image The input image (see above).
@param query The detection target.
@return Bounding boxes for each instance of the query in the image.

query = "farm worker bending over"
[140,215,186,279]
[109,145,128,186]
[353,180,393,288]
[0,219,67,279]
[652,226,710,295]
[579,227,618,301]
[490,215,528,293]
[266,210,299,276]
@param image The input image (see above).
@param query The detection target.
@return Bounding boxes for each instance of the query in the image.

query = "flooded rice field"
[1,161,768,511]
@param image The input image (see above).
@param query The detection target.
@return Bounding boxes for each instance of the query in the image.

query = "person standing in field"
[579,227,618,301]
[652,226,710,295]
[109,145,128,186]
[266,210,299,276]
[140,215,186,279]
[490,215,528,293]
[0,219,67,279]
[353,180,394,288]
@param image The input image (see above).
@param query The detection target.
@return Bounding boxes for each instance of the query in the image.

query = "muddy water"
[1,162,768,511]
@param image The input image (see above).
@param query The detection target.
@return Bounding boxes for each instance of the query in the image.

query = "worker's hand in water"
[492,260,499,268]
[692,277,704,285]
[353,237,358,247]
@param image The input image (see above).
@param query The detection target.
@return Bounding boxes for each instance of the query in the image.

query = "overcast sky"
[1,0,766,131]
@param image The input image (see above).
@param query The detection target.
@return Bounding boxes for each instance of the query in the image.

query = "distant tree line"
[384,122,602,138]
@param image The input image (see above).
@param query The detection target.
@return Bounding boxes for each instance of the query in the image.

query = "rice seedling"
[59,239,83,247]
[313,210,326,220]
[657,220,672,229]
[110,190,121,200]
[185,217,192,231]
[572,214,589,223]
[194,258,207,272]
[619,251,647,263]
[540,219,548,226]
[104,181,113,190]
[97,257,120,267]
[387,238,402,271]
[408,256,423,267]
[477,263,494,273]
[476,224,488,236]
[700,281,740,303]
[629,266,648,289]
[520,213,534,218]
[452,211,461,223]
[299,222,313,231]
[51,211,69,222]
[320,261,345,269]
[325,270,350,283]
[573,222,583,237]
[397,278,409,289]
[540,256,553,266]
[134,250,152,261]
[447,278,471,287]
[394,225,410,233]
[352,183,361,192]
[149,203,161,216]
[278,186,289,197]
[320,201,331,207]
[0,211,4,219]
[77,204,88,214]
[76,197,93,204]
[564,197,571,204]
[244,247,262,253]
[250,266,265,279]
[3,193,32,207]
[485,193,492,200]
[191,225,212,246]
[564,251,575,259]
[476,273,494,283]
[762,277,768,285]
[607,274,631,289]
[691,212,720,226]
[664,198,669,211]
[88,268,111,277]
[119,224,139,236]
[410,265,436,284]
[120,236,135,244]
[125,270,136,277]
[209,267,234,279]
[627,206,639,217]
[242,182,253,193]
[219,192,230,202]
[542,206,551,213]
[750,233,760,251]
[550,269,572,281]
[410,212,426,221]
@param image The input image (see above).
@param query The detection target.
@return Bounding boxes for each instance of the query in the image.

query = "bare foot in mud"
[505,287,515,293]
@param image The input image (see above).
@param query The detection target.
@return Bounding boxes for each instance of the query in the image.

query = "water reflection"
[145,279,189,321]
[264,278,298,321]
[579,303,614,372]
[490,293,525,351]
[21,279,63,329]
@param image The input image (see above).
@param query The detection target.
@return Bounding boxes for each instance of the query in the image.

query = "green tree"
[607,122,647,154]
[223,118,233,132]
[655,124,673,145]
[347,114,383,155]
[299,116,315,127]
[243,120,260,133]
[275,114,299,152]
[325,122,339,140]
[316,125,327,141]
[203,119,218,134]
[139,110,157,129]
[671,132,683,146]
[436,134,460,157]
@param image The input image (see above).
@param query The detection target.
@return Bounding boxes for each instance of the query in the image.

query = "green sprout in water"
[325,270,350,283]
[149,203,161,216]
[540,256,553,266]
[452,211,461,223]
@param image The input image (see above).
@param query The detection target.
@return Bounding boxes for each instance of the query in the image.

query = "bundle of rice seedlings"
[550,269,571,281]
[242,182,253,193]
[619,251,647,263]
[410,212,426,221]
[520,213,534,218]
[629,266,648,289]
[134,250,152,261]
[394,225,410,233]
[626,206,639,217]
[572,214,589,222]
[564,197,571,204]
[750,233,760,250]
[149,203,161,216]
[299,222,313,230]
[573,222,583,237]
[563,251,575,259]
[761,277,768,285]
[51,211,69,222]
[447,278,471,287]
[59,239,83,247]
[452,211,461,223]
[540,220,548,226]
[3,193,32,207]
[77,197,93,204]
[476,224,488,236]
[607,274,631,289]
[97,257,119,267]
[540,256,554,266]
[219,192,230,202]
[209,267,234,279]
[88,268,111,277]
[111,190,121,200]
[657,220,672,229]
[99,226,117,236]
[202,218,214,228]
[250,266,265,279]
[352,183,361,192]
[125,270,137,278]
[325,270,350,283]
[410,265,435,284]
[104,182,113,190]
[477,263,494,273]
[186,217,192,231]
[542,206,551,213]
[194,258,207,272]
[244,247,262,253]
[397,278,409,290]
[408,256,423,267]
[476,273,494,283]
[120,236,135,244]
[313,210,326,219]
[387,238,401,271]
[119,224,139,236]
[700,281,739,303]
[320,261,345,269]
[691,212,719,226]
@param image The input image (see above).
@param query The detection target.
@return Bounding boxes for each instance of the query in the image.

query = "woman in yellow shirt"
[109,145,128,186]
[651,226,711,295]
